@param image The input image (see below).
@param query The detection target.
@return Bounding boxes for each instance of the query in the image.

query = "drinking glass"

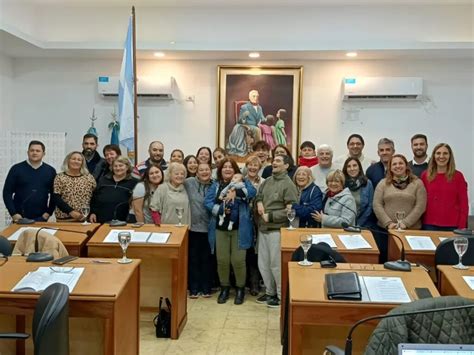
[395,211,405,231]
[287,209,296,230]
[117,231,132,264]
[175,207,184,227]
[298,235,313,266]
[81,206,90,225]
[453,237,469,270]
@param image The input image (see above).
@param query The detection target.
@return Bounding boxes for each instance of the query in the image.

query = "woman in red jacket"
[421,143,468,231]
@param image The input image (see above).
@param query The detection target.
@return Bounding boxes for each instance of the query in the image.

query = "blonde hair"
[168,162,187,179]
[112,156,133,176]
[245,154,262,170]
[62,151,89,175]
[326,169,345,186]
[292,166,314,187]
[427,143,456,181]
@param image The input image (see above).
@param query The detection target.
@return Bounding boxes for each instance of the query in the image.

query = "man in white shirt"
[334,134,375,171]
[311,144,335,194]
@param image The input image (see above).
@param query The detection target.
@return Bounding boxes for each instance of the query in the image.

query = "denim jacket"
[356,180,374,227]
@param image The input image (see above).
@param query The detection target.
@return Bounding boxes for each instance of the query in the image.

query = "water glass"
[287,209,296,230]
[453,237,469,270]
[395,211,405,231]
[175,207,184,227]
[81,206,90,225]
[117,231,132,264]
[298,235,313,266]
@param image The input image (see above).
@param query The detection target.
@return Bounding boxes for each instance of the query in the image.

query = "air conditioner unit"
[98,76,176,99]
[342,77,423,101]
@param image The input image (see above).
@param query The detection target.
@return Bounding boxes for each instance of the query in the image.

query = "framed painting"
[217,66,303,162]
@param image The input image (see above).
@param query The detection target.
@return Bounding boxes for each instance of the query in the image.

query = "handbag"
[153,297,172,338]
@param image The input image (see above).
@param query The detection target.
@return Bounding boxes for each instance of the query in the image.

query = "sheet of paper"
[12,267,84,293]
[361,276,411,303]
[311,234,337,248]
[103,229,135,243]
[405,236,436,251]
[8,227,57,241]
[338,234,372,249]
[439,237,448,242]
[462,276,474,291]
[148,232,170,244]
[130,232,151,243]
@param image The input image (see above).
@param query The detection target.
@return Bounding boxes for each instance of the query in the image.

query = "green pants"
[215,229,247,288]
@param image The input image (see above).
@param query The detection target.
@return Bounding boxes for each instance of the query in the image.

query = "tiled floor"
[140,292,282,355]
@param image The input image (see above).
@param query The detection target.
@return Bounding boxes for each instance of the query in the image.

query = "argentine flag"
[118,16,135,160]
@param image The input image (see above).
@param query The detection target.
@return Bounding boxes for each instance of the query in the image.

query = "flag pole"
[132,6,138,163]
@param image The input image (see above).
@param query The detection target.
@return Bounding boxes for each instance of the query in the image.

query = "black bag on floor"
[153,297,171,338]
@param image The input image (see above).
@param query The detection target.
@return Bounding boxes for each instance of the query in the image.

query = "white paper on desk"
[8,227,57,241]
[103,229,135,243]
[338,234,371,249]
[360,276,411,303]
[130,232,151,243]
[12,267,84,293]
[462,276,474,290]
[311,234,337,248]
[439,237,449,242]
[405,236,436,251]
[148,232,170,244]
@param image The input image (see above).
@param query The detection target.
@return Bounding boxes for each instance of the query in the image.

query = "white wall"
[9,57,474,205]
[0,52,13,130]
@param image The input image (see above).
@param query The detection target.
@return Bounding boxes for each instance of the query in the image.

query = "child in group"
[258,115,277,150]
[218,173,246,230]
[275,108,288,145]
[298,141,319,168]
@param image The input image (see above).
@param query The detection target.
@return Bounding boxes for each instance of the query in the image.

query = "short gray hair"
[317,144,333,155]
[168,162,187,178]
[377,138,395,150]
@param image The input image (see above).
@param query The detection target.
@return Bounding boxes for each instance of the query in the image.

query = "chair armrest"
[324,345,345,355]
[0,333,30,339]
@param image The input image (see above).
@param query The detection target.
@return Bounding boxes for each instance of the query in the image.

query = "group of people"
[2,132,469,308]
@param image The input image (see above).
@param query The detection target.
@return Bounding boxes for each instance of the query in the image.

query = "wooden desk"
[0,257,140,355]
[1,222,100,256]
[87,224,188,339]
[437,265,474,298]
[281,228,379,334]
[288,263,439,355]
[388,229,456,274]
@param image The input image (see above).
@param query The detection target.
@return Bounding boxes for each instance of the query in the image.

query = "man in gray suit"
[238,89,266,142]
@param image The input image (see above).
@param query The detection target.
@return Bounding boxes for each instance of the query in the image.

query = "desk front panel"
[437,265,474,298]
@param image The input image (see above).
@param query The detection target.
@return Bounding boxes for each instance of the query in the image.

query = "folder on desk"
[325,272,362,300]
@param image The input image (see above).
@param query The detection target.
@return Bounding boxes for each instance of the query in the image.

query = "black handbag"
[153,297,172,338]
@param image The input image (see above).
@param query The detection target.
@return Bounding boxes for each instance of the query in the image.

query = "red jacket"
[421,170,468,228]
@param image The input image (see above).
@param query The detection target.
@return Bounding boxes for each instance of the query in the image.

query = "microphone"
[326,197,358,227]
[16,189,37,225]
[109,201,130,227]
[454,228,473,236]
[335,302,474,355]
[341,222,411,272]
[26,227,93,262]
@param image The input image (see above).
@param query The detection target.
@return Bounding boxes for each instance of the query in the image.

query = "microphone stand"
[109,201,130,227]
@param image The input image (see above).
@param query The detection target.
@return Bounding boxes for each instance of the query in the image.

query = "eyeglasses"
[49,266,75,273]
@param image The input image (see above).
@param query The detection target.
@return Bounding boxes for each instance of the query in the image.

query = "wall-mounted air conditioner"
[98,76,176,99]
[342,77,423,101]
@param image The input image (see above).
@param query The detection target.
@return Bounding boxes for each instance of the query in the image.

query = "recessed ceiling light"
[154,52,165,58]
[346,52,358,57]
[169,41,176,45]
[249,52,260,58]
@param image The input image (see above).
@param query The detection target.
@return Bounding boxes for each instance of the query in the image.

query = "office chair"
[0,236,12,256]
[435,236,474,268]
[282,242,346,355]
[325,296,474,355]
[0,283,70,355]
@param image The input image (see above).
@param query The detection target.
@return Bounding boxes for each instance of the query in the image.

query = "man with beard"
[132,141,167,179]
[408,134,429,177]
[82,134,104,174]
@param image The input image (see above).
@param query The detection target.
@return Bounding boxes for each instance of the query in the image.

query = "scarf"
[393,175,409,190]
[345,176,367,191]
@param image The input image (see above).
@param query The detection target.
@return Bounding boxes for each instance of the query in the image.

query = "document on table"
[439,237,449,242]
[311,234,337,248]
[338,234,372,249]
[462,276,474,290]
[405,236,436,251]
[359,276,411,303]
[103,229,135,243]
[8,227,57,241]
[148,232,170,244]
[12,267,84,293]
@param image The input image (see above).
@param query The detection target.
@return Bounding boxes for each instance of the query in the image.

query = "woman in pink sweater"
[421,143,468,231]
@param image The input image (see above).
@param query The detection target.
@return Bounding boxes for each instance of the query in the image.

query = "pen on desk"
[91,260,112,264]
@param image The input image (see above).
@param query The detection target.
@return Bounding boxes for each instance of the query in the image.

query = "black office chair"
[282,242,346,355]
[0,236,12,256]
[325,296,474,355]
[435,236,474,268]
[0,283,70,355]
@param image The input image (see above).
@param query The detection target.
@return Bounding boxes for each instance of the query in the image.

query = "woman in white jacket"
[311,170,357,228]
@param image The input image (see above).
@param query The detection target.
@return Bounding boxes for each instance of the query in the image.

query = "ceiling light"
[346,52,358,57]
[249,52,260,58]
[169,41,176,45]
[154,52,165,58]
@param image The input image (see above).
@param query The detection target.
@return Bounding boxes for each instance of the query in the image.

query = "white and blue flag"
[118,15,135,159]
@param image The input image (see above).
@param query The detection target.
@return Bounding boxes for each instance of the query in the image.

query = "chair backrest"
[365,296,474,355]
[435,236,474,267]
[291,242,347,263]
[33,283,70,355]
[0,236,12,256]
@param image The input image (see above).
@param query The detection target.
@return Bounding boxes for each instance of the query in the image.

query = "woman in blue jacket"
[291,166,323,228]
[342,157,373,227]
[204,158,256,305]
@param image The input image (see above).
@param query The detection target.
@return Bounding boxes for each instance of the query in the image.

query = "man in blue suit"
[238,90,266,142]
